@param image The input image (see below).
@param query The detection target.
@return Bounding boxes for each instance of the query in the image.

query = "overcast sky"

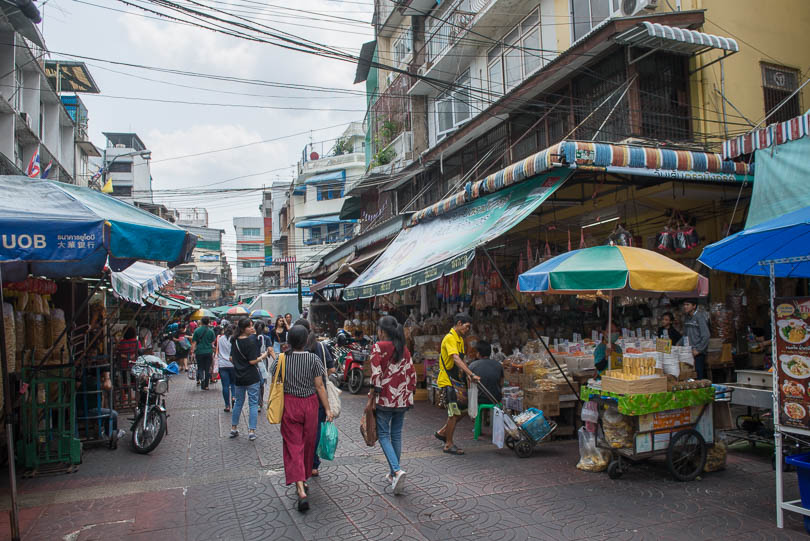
[41,0,374,278]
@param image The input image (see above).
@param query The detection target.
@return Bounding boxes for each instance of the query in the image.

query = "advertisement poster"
[775,297,810,429]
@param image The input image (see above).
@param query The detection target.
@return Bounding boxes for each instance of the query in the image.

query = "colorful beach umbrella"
[226,306,249,316]
[518,245,708,297]
[250,309,273,319]
[189,309,215,321]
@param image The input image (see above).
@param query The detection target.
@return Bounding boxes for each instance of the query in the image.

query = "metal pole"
[0,266,21,541]
[771,262,784,528]
[481,248,581,400]
[720,59,728,139]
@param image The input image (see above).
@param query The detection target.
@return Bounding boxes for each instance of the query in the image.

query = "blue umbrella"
[0,175,195,279]
[699,205,810,278]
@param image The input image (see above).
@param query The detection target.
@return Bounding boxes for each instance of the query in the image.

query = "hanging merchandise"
[607,224,633,247]
[579,228,587,250]
[567,229,572,252]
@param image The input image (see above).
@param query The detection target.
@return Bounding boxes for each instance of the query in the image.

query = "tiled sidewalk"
[0,375,806,540]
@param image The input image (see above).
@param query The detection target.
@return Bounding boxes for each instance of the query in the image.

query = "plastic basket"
[784,452,810,533]
[521,408,552,442]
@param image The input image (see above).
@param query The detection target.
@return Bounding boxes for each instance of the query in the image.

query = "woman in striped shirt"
[269,325,334,512]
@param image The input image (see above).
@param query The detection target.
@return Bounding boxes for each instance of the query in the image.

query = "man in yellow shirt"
[435,313,479,455]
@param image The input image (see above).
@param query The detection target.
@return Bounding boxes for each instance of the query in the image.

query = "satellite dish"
[310,151,320,160]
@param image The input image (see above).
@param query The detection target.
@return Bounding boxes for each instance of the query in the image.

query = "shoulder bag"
[266,352,285,424]
[360,397,377,447]
[320,342,342,419]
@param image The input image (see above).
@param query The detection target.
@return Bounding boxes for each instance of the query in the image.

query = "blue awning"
[305,170,345,185]
[295,215,358,228]
[292,185,306,195]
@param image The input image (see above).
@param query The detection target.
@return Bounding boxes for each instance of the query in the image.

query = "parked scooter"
[130,355,175,454]
[327,333,369,394]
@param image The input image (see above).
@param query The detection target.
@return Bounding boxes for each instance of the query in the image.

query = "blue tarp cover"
[305,170,345,185]
[699,205,810,278]
[295,215,358,228]
[0,175,194,279]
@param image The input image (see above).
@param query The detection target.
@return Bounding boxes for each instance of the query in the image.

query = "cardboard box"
[749,352,766,369]
[713,400,733,430]
[524,389,560,417]
[602,375,667,395]
[556,381,580,396]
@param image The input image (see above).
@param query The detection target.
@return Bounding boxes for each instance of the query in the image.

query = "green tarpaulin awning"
[343,170,573,300]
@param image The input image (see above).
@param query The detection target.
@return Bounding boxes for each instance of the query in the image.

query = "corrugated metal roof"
[615,21,739,54]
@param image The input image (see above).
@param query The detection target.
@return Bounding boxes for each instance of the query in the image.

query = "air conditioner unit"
[417,65,426,77]
[20,112,31,129]
[620,0,658,16]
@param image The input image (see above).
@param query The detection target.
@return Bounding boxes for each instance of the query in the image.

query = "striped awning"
[722,110,810,159]
[145,293,199,311]
[615,22,739,55]
[410,140,752,226]
[111,261,174,304]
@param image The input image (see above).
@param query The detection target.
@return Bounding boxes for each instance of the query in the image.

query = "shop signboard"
[635,405,713,453]
[774,297,810,429]
[344,170,573,300]
[0,220,104,263]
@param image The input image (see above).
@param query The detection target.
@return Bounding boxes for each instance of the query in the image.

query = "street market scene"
[1,0,810,539]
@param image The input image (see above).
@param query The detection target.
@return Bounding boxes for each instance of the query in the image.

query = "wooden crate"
[524,389,560,417]
[601,375,667,395]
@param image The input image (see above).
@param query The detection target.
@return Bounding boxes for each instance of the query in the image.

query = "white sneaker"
[392,470,406,494]
[116,429,126,440]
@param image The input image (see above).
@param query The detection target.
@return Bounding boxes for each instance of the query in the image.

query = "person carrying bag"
[267,352,285,425]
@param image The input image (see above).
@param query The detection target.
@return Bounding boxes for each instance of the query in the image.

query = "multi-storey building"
[0,15,98,183]
[305,0,810,295]
[288,122,366,280]
[233,216,265,299]
[261,186,286,288]
[101,132,153,205]
[174,221,230,307]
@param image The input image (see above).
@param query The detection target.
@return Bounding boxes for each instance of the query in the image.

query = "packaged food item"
[602,405,634,449]
[14,310,24,359]
[50,309,66,363]
[3,303,14,372]
[576,427,611,472]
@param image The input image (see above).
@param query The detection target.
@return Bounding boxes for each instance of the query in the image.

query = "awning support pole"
[0,266,21,541]
[771,262,784,529]
[314,291,349,321]
[481,247,581,401]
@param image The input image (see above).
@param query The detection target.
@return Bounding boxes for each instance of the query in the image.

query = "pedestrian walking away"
[216,325,236,412]
[191,317,216,390]
[254,321,276,410]
[368,315,415,494]
[268,324,333,513]
[229,318,270,441]
[435,313,479,456]
[294,318,336,478]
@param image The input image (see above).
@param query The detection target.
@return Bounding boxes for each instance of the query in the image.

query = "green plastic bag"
[317,421,338,461]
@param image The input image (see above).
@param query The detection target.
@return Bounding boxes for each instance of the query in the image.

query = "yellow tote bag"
[266,353,285,425]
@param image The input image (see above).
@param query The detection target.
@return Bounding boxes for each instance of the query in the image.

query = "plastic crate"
[784,452,810,533]
[521,408,552,442]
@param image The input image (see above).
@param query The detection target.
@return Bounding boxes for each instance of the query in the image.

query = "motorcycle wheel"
[348,368,364,394]
[131,408,167,454]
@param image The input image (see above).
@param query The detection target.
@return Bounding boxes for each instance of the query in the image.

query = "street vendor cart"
[581,384,715,481]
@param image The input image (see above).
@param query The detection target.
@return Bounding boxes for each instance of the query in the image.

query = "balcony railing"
[299,152,365,176]
[425,1,480,66]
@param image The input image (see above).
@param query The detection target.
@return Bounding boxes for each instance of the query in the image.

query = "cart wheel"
[607,460,623,479]
[515,438,533,459]
[666,429,707,482]
[505,435,516,450]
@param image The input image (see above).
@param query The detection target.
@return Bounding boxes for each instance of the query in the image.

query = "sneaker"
[116,429,126,440]
[248,432,257,441]
[229,429,239,438]
[386,474,393,484]
[392,470,406,494]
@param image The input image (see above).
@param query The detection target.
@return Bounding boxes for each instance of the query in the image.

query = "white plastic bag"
[468,384,479,419]
[581,400,599,423]
[492,407,505,449]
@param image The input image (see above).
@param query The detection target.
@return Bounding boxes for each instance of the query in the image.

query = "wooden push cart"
[583,387,716,481]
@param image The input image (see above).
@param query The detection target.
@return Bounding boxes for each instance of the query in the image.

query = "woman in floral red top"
[368,315,416,494]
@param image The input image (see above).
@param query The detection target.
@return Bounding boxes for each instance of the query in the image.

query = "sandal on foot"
[434,432,446,443]
[443,445,465,455]
[296,497,309,513]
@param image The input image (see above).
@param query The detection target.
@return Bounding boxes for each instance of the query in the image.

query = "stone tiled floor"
[0,375,807,540]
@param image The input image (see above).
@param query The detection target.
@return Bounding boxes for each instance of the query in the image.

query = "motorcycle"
[130,355,175,454]
[327,333,369,394]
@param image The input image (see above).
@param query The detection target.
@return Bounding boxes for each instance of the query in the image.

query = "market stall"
[0,175,196,541]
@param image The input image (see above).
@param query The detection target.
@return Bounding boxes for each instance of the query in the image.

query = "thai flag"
[26,149,40,178]
[41,160,53,179]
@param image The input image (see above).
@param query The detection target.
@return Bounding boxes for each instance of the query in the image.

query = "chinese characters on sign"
[775,297,810,429]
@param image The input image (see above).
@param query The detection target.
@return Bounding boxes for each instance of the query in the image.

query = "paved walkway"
[0,375,806,540]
